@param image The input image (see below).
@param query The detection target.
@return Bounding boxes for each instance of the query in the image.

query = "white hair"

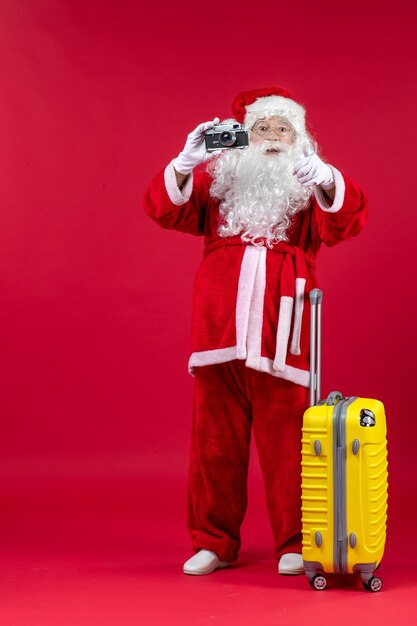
[208,126,316,247]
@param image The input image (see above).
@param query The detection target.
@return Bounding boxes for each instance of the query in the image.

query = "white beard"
[208,139,312,247]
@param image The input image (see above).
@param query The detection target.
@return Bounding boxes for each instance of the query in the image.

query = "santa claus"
[144,86,367,576]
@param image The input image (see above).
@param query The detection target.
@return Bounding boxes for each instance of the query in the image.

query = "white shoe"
[278,553,304,575]
[183,550,230,575]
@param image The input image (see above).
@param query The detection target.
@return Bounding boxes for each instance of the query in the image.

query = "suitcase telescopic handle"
[309,288,323,407]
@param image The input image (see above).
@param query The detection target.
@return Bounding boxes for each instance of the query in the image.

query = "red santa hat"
[232,86,306,133]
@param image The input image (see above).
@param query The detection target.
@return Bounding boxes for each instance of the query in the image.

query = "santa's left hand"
[294,153,335,190]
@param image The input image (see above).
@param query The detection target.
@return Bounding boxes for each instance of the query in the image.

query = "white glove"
[294,153,335,190]
[173,118,220,175]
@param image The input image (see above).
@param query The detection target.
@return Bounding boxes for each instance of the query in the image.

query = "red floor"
[1,470,416,626]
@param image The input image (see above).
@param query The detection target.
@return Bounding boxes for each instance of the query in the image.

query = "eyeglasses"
[252,120,294,138]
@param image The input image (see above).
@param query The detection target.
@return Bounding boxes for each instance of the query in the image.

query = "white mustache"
[254,140,291,154]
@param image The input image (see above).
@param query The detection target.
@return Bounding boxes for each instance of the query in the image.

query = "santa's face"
[250,116,294,154]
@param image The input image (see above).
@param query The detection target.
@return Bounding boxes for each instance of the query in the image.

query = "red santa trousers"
[188,359,309,563]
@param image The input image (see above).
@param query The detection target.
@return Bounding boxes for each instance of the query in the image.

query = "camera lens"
[219,131,236,147]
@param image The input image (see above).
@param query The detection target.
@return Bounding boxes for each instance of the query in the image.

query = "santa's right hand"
[173,118,220,175]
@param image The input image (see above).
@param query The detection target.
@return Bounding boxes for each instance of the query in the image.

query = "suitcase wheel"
[310,575,327,591]
[362,576,383,592]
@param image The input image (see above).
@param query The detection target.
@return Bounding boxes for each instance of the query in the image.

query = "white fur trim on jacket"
[188,347,310,387]
[246,247,267,371]
[164,160,194,206]
[189,346,238,370]
[273,296,294,372]
[236,246,262,360]
[313,166,345,213]
[257,356,310,387]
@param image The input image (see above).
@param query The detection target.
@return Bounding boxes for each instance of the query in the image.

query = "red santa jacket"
[144,161,367,387]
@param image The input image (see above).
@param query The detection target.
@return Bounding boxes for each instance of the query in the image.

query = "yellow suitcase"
[301,290,388,592]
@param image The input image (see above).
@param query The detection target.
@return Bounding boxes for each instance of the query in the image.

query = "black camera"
[205,122,249,152]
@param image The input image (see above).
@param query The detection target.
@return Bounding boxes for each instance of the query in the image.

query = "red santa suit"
[144,88,367,564]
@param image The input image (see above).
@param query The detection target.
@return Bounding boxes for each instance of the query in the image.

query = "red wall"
[1,0,416,546]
